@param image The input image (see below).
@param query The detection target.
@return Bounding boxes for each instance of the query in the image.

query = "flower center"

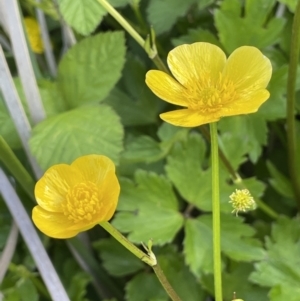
[185,74,237,111]
[63,182,102,223]
[229,189,256,216]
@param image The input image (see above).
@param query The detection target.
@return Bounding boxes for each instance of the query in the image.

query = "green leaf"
[147,0,196,35]
[184,214,265,277]
[125,273,167,301]
[107,0,131,7]
[215,0,285,53]
[58,32,126,108]
[278,0,297,12]
[256,66,288,121]
[166,132,245,212]
[267,161,294,198]
[218,115,268,165]
[172,27,222,47]
[113,170,184,245]
[17,278,38,301]
[67,272,90,301]
[157,246,206,301]
[0,93,21,149]
[201,263,268,301]
[29,104,124,170]
[93,238,144,276]
[250,216,300,299]
[104,55,161,126]
[104,88,158,126]
[122,135,163,163]
[57,0,107,35]
[269,285,300,301]
[37,80,68,117]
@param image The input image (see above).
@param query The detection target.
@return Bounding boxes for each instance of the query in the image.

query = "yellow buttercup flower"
[24,17,44,54]
[145,43,272,127]
[32,155,120,239]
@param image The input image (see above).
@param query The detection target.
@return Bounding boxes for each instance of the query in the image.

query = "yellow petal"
[167,42,226,86]
[32,206,81,238]
[219,89,270,117]
[96,170,120,221]
[35,164,83,212]
[145,70,188,106]
[222,46,272,92]
[160,109,220,127]
[71,155,116,185]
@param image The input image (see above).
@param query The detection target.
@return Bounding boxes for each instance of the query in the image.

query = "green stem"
[200,126,279,220]
[96,0,169,74]
[99,221,155,266]
[287,0,300,209]
[99,222,182,301]
[209,122,223,301]
[97,0,144,48]
[0,136,35,201]
[152,263,182,301]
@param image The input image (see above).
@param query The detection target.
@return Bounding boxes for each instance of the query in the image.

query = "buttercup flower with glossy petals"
[32,155,120,239]
[145,42,272,127]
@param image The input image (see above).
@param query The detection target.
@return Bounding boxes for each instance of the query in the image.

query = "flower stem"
[287,0,300,209]
[99,222,182,301]
[99,221,155,266]
[152,263,182,301]
[96,0,169,74]
[200,126,279,220]
[209,122,223,301]
[97,0,144,47]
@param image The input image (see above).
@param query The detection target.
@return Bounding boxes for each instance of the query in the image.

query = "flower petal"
[32,206,81,238]
[167,42,226,86]
[35,164,83,212]
[145,70,188,106]
[160,109,219,127]
[96,170,120,221]
[219,89,270,117]
[71,155,116,185]
[222,46,272,92]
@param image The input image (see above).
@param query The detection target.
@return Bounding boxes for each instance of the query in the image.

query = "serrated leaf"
[122,135,163,163]
[184,214,265,277]
[267,161,294,198]
[108,0,131,7]
[104,55,161,126]
[17,279,38,301]
[218,115,268,165]
[37,80,68,117]
[58,32,126,108]
[157,246,206,301]
[269,284,300,301]
[250,217,300,299]
[29,104,124,170]
[256,66,288,121]
[165,132,243,212]
[68,272,90,301]
[201,263,268,301]
[172,27,221,47]
[58,0,107,35]
[113,170,184,245]
[93,238,144,276]
[125,273,167,301]
[104,88,158,126]
[147,0,196,35]
[215,0,285,53]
